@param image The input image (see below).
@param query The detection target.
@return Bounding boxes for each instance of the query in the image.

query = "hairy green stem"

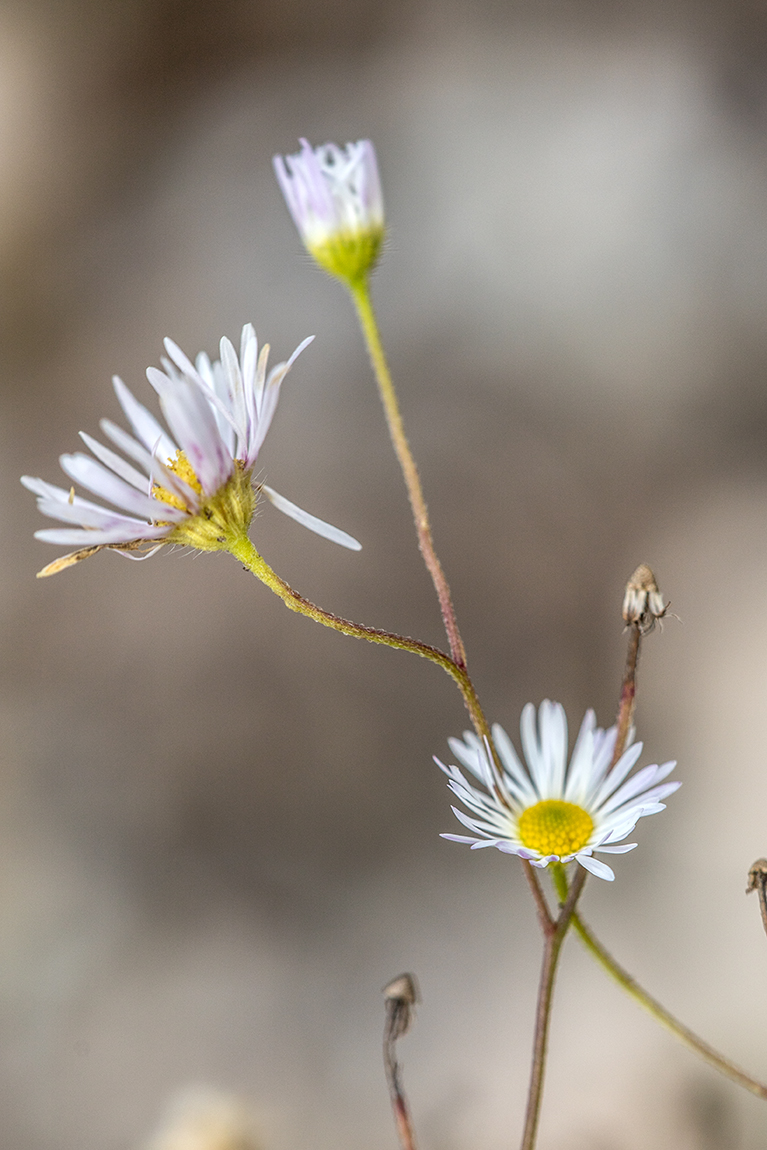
[228,533,490,741]
[348,277,467,670]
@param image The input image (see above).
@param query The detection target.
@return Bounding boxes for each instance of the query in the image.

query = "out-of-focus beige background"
[3,0,767,1146]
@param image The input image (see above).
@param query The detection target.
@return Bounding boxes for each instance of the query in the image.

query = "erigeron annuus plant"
[22,138,767,1150]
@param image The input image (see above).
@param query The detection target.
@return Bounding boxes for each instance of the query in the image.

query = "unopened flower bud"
[274,139,384,285]
[622,564,667,632]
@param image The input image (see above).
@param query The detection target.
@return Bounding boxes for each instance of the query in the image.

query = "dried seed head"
[383,973,420,1041]
[384,973,419,1005]
[622,564,667,632]
[747,858,767,895]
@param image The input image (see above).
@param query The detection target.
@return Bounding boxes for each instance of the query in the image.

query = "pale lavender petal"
[156,379,232,495]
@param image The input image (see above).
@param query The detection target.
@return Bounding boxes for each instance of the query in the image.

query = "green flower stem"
[227,533,490,741]
[348,276,467,671]
[554,865,767,1100]
[571,911,767,1100]
[520,865,588,1150]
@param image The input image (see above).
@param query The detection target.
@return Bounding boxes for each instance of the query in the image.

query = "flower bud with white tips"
[274,138,384,285]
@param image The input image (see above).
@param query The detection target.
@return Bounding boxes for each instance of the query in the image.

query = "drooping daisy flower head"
[273,139,384,284]
[22,324,361,576]
[436,700,679,881]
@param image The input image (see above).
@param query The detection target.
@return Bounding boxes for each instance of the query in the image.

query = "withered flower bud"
[383,973,420,1041]
[622,564,667,632]
[747,858,767,896]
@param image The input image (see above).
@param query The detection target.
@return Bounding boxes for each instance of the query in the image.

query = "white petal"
[113,376,177,460]
[564,709,596,803]
[491,722,537,802]
[576,854,615,881]
[520,702,545,796]
[447,735,486,782]
[156,378,232,495]
[79,432,150,492]
[35,525,169,545]
[34,497,148,530]
[60,453,183,520]
[100,419,156,473]
[540,700,568,797]
[592,741,644,807]
[262,485,361,550]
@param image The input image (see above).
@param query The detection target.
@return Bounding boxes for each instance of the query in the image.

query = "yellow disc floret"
[152,452,256,552]
[153,450,203,513]
[517,800,594,857]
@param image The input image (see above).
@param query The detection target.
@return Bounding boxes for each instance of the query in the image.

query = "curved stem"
[228,533,490,741]
[572,911,767,1100]
[349,277,467,670]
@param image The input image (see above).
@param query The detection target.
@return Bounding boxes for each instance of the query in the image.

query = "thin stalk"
[349,277,467,670]
[572,912,767,1100]
[227,533,490,741]
[519,867,587,1150]
[522,861,554,935]
[383,975,420,1150]
[611,623,641,769]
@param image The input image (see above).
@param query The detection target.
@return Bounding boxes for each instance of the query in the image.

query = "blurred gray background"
[2,0,767,1146]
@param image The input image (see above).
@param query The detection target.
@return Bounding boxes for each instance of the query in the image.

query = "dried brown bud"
[383,973,420,1041]
[622,564,667,632]
[747,858,767,895]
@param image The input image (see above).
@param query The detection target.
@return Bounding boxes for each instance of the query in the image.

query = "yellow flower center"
[152,450,203,513]
[517,800,594,857]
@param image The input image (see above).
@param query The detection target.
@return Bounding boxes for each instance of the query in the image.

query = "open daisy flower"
[436,700,679,881]
[22,324,361,576]
[273,139,384,283]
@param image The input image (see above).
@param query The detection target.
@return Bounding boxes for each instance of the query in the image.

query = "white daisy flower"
[436,700,679,881]
[22,324,361,576]
[273,138,384,282]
